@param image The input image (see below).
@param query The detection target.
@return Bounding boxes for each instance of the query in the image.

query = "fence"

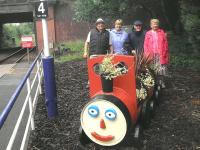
[0,51,43,150]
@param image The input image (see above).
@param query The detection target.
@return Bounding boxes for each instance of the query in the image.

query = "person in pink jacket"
[144,19,169,88]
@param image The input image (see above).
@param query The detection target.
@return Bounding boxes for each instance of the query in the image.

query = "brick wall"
[36,6,56,51]
[36,3,89,51]
[54,3,89,43]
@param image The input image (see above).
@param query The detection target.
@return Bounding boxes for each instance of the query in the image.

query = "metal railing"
[0,50,44,150]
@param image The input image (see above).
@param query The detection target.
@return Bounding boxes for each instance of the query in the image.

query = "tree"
[73,0,200,53]
[73,0,127,24]
[2,23,34,48]
[179,0,200,53]
[73,0,180,30]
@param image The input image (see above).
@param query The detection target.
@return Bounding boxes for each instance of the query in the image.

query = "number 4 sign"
[35,0,48,19]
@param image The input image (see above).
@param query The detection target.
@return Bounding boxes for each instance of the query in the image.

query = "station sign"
[35,1,48,19]
[21,36,34,48]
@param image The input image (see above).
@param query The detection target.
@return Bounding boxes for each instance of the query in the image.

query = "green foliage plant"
[99,55,128,80]
[134,50,155,101]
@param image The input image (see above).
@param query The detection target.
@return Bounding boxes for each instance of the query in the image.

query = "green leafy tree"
[73,0,200,54]
[73,0,181,30]
[2,23,34,48]
[180,0,200,53]
[74,0,136,24]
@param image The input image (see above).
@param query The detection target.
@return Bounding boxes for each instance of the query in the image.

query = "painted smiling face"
[80,99,127,146]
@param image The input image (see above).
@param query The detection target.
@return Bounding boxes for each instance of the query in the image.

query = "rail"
[0,47,36,64]
[0,47,25,63]
[0,50,44,150]
[15,47,36,64]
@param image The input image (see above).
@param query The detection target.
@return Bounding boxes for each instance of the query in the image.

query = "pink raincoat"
[144,29,169,64]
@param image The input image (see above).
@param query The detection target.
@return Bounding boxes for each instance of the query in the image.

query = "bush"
[169,34,200,71]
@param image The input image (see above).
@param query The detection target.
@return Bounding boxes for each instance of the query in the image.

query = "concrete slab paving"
[0,64,15,78]
[0,62,38,150]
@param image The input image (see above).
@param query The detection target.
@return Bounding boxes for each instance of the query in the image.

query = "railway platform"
[0,64,15,78]
[0,62,37,150]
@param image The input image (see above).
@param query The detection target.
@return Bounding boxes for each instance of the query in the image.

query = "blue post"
[42,56,58,118]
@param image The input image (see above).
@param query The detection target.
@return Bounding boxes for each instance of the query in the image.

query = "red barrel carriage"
[80,55,160,146]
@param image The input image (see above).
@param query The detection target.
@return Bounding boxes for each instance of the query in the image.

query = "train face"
[80,55,139,146]
[81,97,128,146]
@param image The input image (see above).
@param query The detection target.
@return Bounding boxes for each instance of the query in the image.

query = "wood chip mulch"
[28,60,200,150]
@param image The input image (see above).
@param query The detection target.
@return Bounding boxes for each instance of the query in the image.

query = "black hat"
[134,20,143,25]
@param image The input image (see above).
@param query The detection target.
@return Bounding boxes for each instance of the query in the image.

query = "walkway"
[0,62,37,150]
[0,64,15,78]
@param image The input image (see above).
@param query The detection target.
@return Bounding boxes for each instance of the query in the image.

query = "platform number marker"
[35,1,48,18]
[38,2,45,13]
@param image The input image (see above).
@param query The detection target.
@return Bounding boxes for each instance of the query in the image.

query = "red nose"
[100,119,106,129]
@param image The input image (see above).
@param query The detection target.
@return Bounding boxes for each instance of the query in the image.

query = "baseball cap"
[134,20,143,25]
[95,18,105,25]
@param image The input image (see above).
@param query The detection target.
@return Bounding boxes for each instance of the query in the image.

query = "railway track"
[0,47,36,65]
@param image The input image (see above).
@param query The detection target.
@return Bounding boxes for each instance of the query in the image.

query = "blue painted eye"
[105,108,117,120]
[88,105,99,118]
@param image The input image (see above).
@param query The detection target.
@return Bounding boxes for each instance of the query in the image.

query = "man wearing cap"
[125,20,146,55]
[83,18,113,58]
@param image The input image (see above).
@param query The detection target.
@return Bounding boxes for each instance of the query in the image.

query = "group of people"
[83,18,169,87]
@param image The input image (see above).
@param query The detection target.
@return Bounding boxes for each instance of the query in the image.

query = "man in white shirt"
[83,18,113,58]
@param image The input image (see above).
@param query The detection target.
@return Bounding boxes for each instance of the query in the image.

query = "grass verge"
[55,40,84,63]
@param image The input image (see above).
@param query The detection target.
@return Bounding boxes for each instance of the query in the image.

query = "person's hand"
[83,53,88,58]
[132,50,136,55]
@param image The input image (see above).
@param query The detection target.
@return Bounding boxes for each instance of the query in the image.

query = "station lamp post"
[35,0,58,118]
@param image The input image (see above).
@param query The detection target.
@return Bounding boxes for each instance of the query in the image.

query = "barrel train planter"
[79,55,161,146]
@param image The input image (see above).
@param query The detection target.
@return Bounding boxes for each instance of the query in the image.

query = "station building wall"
[36,2,89,51]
